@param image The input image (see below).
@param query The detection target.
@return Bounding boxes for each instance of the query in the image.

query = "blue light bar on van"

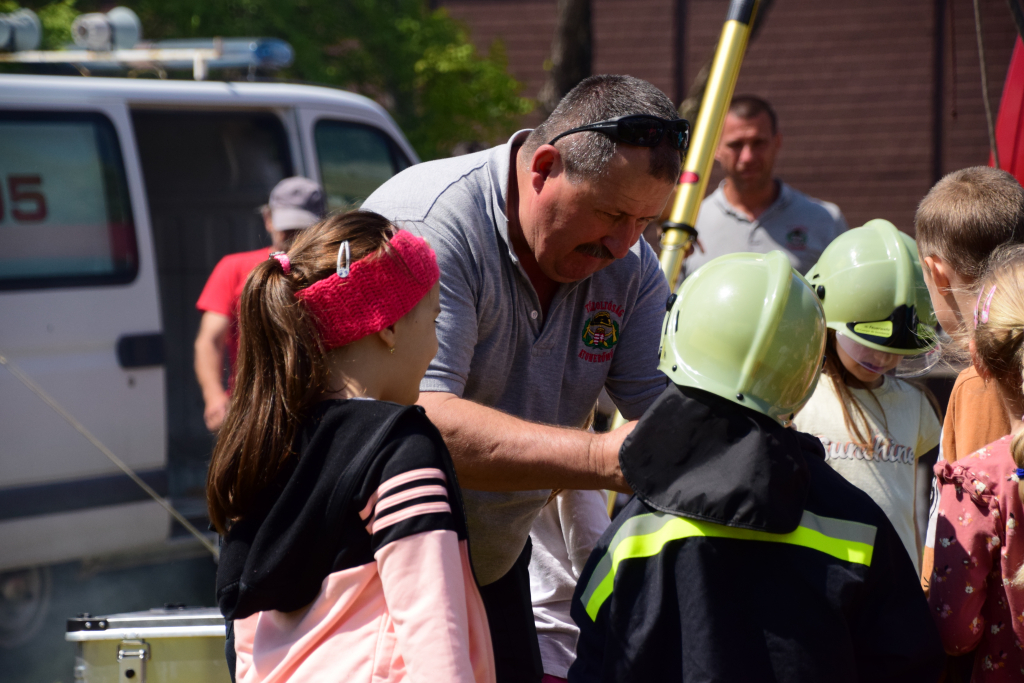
[149,38,294,71]
[0,37,294,80]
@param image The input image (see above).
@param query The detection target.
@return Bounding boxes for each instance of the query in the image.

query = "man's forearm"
[194,336,227,401]
[193,333,228,403]
[418,392,632,493]
[194,312,230,400]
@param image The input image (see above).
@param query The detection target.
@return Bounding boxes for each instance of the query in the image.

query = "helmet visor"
[836,332,940,379]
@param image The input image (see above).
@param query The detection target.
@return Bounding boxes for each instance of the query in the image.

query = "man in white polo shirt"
[363,75,687,682]
[684,95,847,277]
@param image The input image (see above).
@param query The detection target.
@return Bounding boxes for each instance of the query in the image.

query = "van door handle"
[116,333,165,368]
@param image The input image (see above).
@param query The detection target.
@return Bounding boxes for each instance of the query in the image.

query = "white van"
[0,74,418,576]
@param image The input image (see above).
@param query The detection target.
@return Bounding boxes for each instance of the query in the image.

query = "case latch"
[117,639,149,682]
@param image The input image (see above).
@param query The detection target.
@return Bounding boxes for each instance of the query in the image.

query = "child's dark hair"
[915,167,1024,282]
[970,245,1024,583]
[822,329,941,451]
[206,210,397,535]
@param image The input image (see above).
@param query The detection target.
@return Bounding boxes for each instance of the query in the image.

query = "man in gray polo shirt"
[684,95,846,277]
[363,75,684,682]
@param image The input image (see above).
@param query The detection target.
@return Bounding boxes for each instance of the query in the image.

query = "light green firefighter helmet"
[659,250,826,426]
[805,218,940,377]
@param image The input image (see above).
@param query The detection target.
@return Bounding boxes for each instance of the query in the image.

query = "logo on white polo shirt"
[786,226,808,251]
[579,300,623,363]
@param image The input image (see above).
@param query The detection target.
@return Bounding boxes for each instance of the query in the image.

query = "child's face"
[834,334,897,388]
[387,282,442,405]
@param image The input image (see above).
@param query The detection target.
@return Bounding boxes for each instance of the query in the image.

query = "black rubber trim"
[661,221,699,238]
[726,0,758,24]
[117,332,165,368]
[66,617,110,632]
[0,468,167,521]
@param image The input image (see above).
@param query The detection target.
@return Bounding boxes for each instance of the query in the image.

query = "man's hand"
[588,420,638,494]
[203,390,230,432]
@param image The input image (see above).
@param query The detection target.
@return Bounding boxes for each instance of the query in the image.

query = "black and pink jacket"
[217,399,494,683]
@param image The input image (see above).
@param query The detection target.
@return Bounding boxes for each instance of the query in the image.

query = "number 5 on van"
[0,175,48,222]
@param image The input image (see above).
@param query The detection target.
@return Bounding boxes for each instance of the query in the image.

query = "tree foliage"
[8,0,533,159]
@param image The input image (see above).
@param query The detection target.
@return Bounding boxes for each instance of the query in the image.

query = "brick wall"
[443,0,678,126]
[686,0,1015,233]
[441,0,555,127]
[942,0,1017,178]
[687,0,940,232]
[442,0,1016,233]
[592,0,677,98]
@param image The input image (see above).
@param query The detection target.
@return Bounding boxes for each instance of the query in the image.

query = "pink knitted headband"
[296,230,439,350]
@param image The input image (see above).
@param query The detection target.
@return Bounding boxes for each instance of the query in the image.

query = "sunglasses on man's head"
[546,115,691,153]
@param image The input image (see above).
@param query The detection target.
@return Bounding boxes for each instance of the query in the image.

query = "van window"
[314,120,411,211]
[0,112,137,290]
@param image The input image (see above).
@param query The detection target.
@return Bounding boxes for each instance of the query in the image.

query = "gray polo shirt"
[684,180,847,277]
[363,131,668,584]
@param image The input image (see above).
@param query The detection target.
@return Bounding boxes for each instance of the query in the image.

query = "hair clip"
[270,251,291,275]
[1016,468,1024,479]
[980,284,997,325]
[974,287,985,327]
[337,240,351,278]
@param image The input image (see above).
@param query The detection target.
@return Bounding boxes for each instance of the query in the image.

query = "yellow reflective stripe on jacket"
[581,510,877,621]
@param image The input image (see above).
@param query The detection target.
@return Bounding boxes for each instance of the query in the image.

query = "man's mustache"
[574,242,614,259]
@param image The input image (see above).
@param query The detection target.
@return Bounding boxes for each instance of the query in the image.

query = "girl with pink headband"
[208,210,495,683]
[929,244,1024,679]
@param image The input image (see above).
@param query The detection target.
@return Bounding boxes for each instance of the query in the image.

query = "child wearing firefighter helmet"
[569,250,943,682]
[793,219,943,574]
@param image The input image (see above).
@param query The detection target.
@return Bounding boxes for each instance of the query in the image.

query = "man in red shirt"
[194,176,325,431]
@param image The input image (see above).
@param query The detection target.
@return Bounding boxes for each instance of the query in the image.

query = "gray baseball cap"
[268,177,325,231]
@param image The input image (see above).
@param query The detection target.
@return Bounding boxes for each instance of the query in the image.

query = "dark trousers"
[479,537,544,683]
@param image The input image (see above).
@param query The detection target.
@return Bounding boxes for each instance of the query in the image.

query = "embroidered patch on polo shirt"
[579,300,624,363]
[786,226,808,251]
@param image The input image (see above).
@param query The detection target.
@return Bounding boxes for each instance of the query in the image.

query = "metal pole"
[661,0,761,291]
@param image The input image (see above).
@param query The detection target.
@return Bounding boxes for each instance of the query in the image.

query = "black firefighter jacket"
[569,384,945,682]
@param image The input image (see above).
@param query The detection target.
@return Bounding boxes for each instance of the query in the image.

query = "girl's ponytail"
[206,211,398,535]
[207,255,326,535]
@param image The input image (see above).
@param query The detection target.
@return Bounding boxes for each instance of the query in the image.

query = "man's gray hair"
[522,74,682,184]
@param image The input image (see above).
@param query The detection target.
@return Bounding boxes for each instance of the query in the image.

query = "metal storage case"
[66,607,229,682]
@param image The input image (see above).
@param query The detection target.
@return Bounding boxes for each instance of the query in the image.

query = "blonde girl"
[928,243,1024,680]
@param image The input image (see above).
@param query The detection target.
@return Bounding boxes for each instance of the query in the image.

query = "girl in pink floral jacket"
[929,244,1024,680]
